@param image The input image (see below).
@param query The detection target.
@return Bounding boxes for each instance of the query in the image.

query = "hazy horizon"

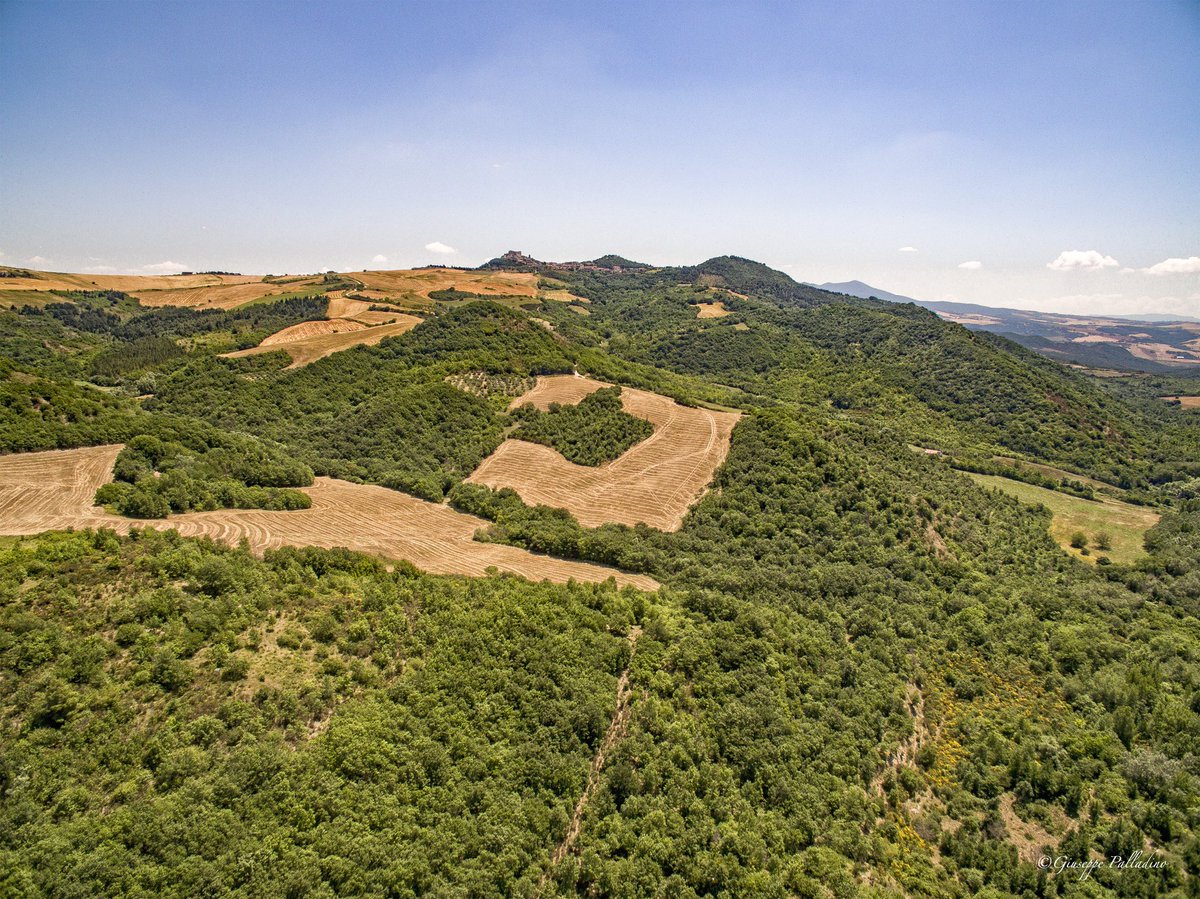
[2,0,1197,317]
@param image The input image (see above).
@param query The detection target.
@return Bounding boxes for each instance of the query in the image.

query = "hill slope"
[818,279,1200,372]
[1,254,1198,897]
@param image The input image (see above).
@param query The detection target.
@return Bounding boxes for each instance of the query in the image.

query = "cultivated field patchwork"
[0,268,326,309]
[468,375,741,530]
[126,277,326,309]
[0,446,657,589]
[355,268,542,301]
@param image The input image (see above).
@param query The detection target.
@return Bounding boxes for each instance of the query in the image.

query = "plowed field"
[468,375,740,530]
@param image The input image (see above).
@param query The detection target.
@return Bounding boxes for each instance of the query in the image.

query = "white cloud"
[141,261,186,273]
[1046,250,1119,271]
[958,260,982,270]
[26,255,50,266]
[424,241,456,255]
[1144,256,1200,275]
[898,246,919,253]
[371,254,388,264]
[83,265,117,274]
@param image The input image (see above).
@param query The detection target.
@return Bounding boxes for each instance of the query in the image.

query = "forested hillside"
[0,256,1197,897]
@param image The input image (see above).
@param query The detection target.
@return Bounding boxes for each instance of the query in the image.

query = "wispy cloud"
[1144,255,1200,275]
[958,260,982,270]
[1047,250,1119,271]
[425,241,456,255]
[26,255,50,266]
[142,261,186,273]
[83,265,117,274]
[371,254,388,264]
[898,246,919,253]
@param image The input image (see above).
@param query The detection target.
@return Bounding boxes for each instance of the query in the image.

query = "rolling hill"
[818,279,1200,373]
[0,253,1197,897]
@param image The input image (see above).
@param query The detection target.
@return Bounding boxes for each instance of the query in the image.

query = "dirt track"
[467,375,740,530]
[0,446,658,590]
[537,626,642,893]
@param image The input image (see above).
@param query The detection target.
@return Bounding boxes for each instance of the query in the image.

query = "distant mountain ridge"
[816,280,1200,372]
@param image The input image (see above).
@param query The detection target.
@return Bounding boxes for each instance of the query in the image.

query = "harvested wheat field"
[0,268,327,310]
[0,445,125,534]
[0,268,262,295]
[1162,395,1200,408]
[128,277,324,310]
[324,294,410,324]
[224,316,422,367]
[468,375,741,530]
[325,294,372,319]
[356,268,541,300]
[0,447,657,589]
[695,301,729,318]
[260,319,368,345]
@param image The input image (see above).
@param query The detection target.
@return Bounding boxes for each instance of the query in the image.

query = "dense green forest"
[512,387,654,466]
[1,255,1198,896]
[95,433,313,518]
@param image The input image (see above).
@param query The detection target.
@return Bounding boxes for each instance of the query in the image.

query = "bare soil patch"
[695,301,729,318]
[468,375,740,531]
[0,447,657,590]
[998,794,1060,864]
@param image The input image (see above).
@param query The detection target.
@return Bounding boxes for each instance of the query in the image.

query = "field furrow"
[467,375,740,530]
[0,447,657,590]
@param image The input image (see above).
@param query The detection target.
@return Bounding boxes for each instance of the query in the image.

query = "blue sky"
[2,0,1197,315]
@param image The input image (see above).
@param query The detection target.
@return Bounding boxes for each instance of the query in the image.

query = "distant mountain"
[815,280,922,306]
[1108,312,1200,323]
[816,280,1200,372]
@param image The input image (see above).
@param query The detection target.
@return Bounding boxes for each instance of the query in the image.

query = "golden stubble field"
[0,269,326,310]
[355,268,541,301]
[223,315,423,368]
[0,446,657,590]
[695,301,729,318]
[467,375,741,530]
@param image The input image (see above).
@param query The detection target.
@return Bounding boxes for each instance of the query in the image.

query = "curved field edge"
[966,471,1160,564]
[0,446,658,590]
[468,375,741,531]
